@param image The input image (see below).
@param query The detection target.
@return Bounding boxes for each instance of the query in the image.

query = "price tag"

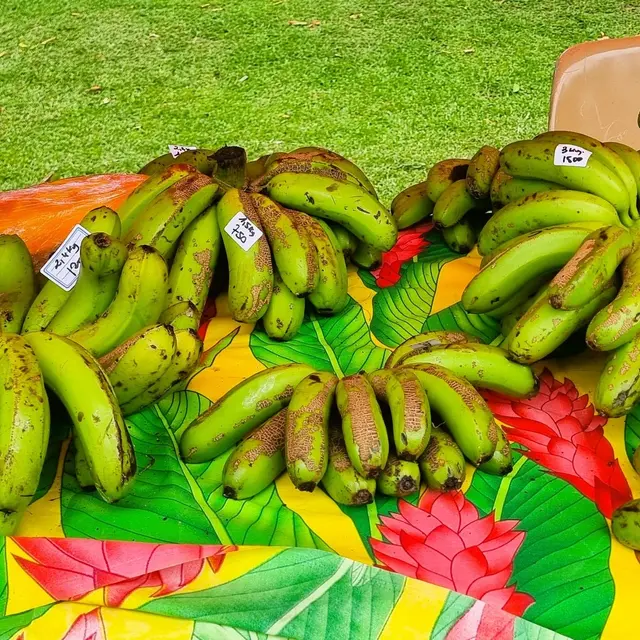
[224,212,263,251]
[554,143,592,167]
[40,224,90,291]
[168,145,197,158]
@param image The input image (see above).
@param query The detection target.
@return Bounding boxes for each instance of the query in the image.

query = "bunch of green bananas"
[178,330,537,504]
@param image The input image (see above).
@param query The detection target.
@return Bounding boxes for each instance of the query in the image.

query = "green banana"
[548,225,632,310]
[336,374,389,478]
[418,425,466,491]
[73,435,95,491]
[376,454,420,497]
[351,242,383,270]
[605,142,640,203]
[403,343,539,398]
[222,409,287,500]
[489,168,563,211]
[433,179,487,228]
[404,363,498,465]
[611,499,640,550]
[587,248,640,351]
[0,334,50,534]
[124,174,218,258]
[391,181,435,229]
[321,421,376,505]
[385,330,479,369]
[367,369,431,461]
[508,279,618,363]
[217,189,273,323]
[478,426,513,476]
[484,274,550,319]
[466,146,500,200]
[46,234,129,336]
[478,190,620,256]
[262,269,305,341]
[330,224,358,256]
[594,332,640,417]
[500,139,629,220]
[245,152,287,182]
[179,363,315,463]
[265,172,398,251]
[120,328,202,416]
[24,331,136,502]
[0,235,36,333]
[442,217,477,254]
[99,323,177,405]
[212,145,247,188]
[425,159,469,203]
[160,301,200,331]
[139,148,217,176]
[254,194,318,296]
[285,371,338,491]
[462,225,600,313]
[68,245,168,357]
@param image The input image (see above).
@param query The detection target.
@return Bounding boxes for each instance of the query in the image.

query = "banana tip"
[297,481,317,492]
[222,486,237,500]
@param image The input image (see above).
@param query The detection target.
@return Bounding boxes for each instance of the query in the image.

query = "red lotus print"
[371,221,433,287]
[61,607,105,640]
[370,491,534,616]
[446,600,517,640]
[13,537,234,607]
[483,368,632,518]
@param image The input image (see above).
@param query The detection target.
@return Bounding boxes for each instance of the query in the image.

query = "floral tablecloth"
[1,177,638,640]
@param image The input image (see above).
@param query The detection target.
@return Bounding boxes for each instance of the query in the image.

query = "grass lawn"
[1,0,639,201]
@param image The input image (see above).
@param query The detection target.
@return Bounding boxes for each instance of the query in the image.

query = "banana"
[367,369,431,461]
[160,301,200,331]
[611,499,640,550]
[587,248,640,351]
[594,332,640,417]
[217,189,273,323]
[478,190,620,256]
[425,159,469,203]
[73,435,95,491]
[245,152,287,182]
[212,145,247,188]
[46,234,129,336]
[403,343,539,398]
[391,181,435,229]
[508,279,618,363]
[490,168,563,211]
[442,217,477,254]
[68,245,168,357]
[321,421,376,505]
[376,454,420,497]
[99,324,177,405]
[254,194,318,296]
[123,174,218,258]
[299,217,349,314]
[166,204,220,318]
[285,371,338,491]
[418,425,466,491]
[467,146,500,199]
[500,139,629,220]
[548,225,632,310]
[23,207,123,333]
[262,269,306,341]
[139,148,217,176]
[385,330,479,369]
[180,363,315,463]
[120,328,202,416]
[403,363,498,465]
[330,224,358,257]
[222,409,287,500]
[0,334,49,534]
[24,332,136,502]
[605,142,640,202]
[351,242,382,270]
[478,426,513,476]
[462,225,600,313]
[433,179,487,228]
[484,274,550,319]
[336,374,389,478]
[0,235,36,333]
[265,172,398,251]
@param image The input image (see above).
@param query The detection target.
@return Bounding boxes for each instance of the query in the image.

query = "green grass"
[1,0,639,201]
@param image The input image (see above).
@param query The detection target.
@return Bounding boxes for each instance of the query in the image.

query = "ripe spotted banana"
[466,146,500,200]
[391,181,434,229]
[425,159,469,202]
[418,425,466,491]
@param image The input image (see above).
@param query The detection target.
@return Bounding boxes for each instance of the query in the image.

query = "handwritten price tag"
[40,224,91,291]
[168,144,197,158]
[554,143,592,167]
[224,212,263,251]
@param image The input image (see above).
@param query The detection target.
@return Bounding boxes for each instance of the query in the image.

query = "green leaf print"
[0,604,52,640]
[421,302,500,343]
[624,403,640,462]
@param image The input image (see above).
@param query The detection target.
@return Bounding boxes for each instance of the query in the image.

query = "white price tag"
[168,145,197,158]
[554,143,592,167]
[40,224,91,291]
[224,212,263,251]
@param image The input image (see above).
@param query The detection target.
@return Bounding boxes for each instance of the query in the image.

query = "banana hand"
[425,159,469,202]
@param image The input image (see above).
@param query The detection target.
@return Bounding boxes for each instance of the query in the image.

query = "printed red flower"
[483,368,632,518]
[371,221,433,287]
[13,537,235,607]
[446,600,517,640]
[370,491,534,616]
[61,607,105,640]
